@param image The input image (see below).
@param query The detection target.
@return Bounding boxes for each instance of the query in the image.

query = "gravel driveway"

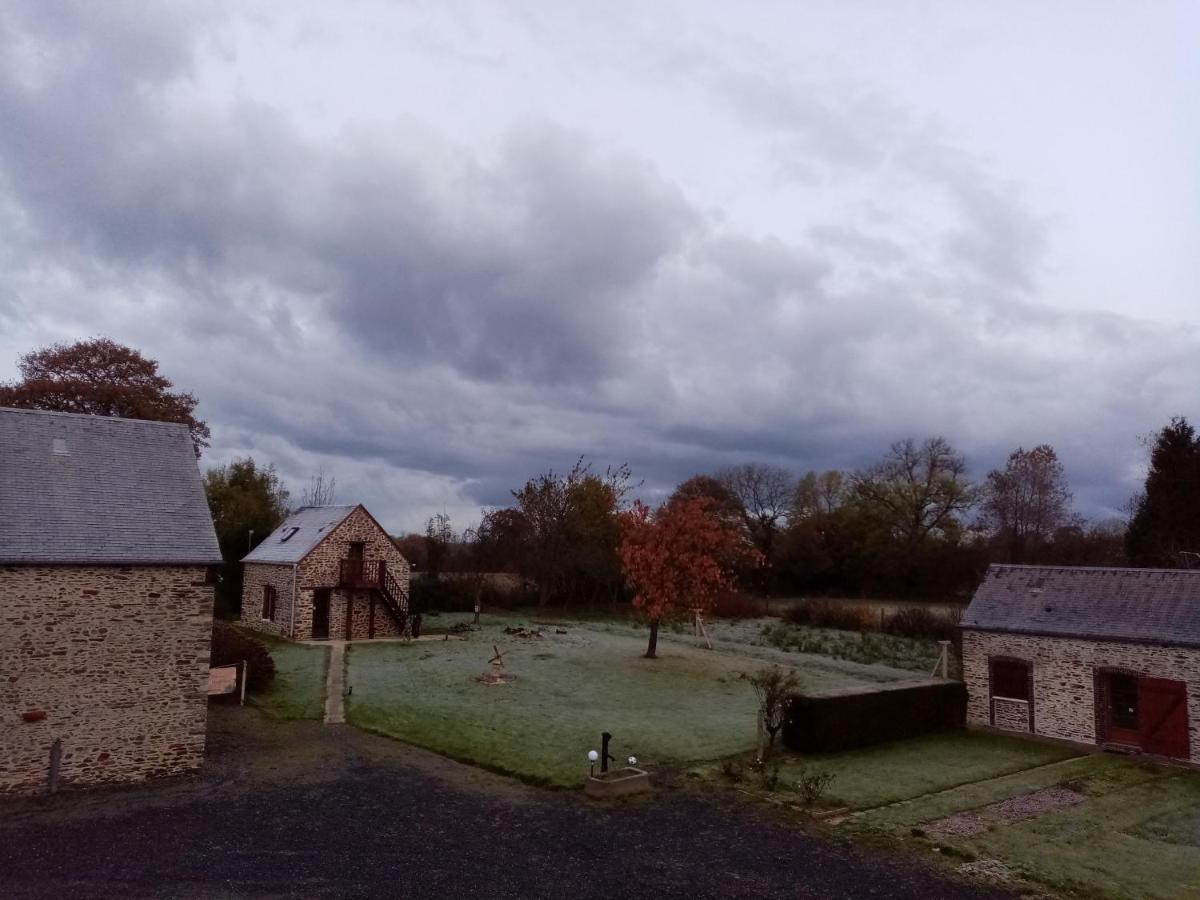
[0,706,1012,899]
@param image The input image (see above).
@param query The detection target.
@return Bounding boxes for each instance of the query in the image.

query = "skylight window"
[280,527,300,542]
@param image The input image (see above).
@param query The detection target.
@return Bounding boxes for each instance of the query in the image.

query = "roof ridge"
[989,563,1200,576]
[0,406,191,431]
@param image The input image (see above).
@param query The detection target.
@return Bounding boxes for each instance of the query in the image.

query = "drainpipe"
[291,563,298,640]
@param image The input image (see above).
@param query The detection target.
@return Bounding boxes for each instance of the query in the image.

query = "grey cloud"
[0,5,1195,531]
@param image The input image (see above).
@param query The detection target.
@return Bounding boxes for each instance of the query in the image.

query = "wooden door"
[1140,677,1190,760]
[312,589,331,640]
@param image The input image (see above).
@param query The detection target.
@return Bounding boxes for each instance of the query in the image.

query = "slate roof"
[0,407,222,565]
[242,505,359,564]
[963,564,1200,648]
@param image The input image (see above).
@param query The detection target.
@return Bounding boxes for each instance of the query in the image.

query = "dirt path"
[0,707,1013,899]
[323,639,346,724]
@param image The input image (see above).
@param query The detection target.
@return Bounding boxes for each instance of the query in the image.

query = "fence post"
[241,660,249,705]
[938,640,951,679]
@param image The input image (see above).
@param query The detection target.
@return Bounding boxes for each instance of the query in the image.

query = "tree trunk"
[645,618,660,658]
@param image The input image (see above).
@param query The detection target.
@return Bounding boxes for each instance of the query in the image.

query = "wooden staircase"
[338,558,410,631]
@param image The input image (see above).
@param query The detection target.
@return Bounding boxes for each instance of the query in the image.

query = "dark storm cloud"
[0,2,1195,529]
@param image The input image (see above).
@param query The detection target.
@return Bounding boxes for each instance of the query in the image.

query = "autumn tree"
[980,445,1075,563]
[204,458,291,616]
[512,458,634,608]
[668,475,745,527]
[0,337,210,454]
[1126,417,1200,566]
[619,497,759,658]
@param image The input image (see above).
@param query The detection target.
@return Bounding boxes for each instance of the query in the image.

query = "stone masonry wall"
[963,629,1200,764]
[0,565,213,795]
[239,563,296,640]
[293,507,410,641]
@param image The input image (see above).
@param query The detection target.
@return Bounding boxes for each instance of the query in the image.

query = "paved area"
[324,640,346,724]
[0,707,1014,899]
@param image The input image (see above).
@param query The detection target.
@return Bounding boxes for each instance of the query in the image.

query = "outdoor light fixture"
[628,756,638,766]
[588,749,599,776]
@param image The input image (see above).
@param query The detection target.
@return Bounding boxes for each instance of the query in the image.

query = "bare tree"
[792,470,847,518]
[716,463,795,560]
[300,467,337,507]
[851,437,978,552]
[742,666,803,761]
[980,445,1074,563]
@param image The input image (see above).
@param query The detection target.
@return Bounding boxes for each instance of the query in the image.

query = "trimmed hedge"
[210,621,276,691]
[782,681,966,753]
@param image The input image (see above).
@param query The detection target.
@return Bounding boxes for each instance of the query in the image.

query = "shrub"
[711,591,767,619]
[210,621,276,691]
[783,599,867,632]
[720,758,745,783]
[757,761,781,792]
[795,767,835,804]
[882,606,961,642]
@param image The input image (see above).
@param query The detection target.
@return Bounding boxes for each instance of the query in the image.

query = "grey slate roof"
[963,564,1200,648]
[242,505,358,564]
[0,407,222,565]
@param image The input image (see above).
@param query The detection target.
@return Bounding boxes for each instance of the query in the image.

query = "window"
[262,585,277,622]
[280,527,300,543]
[990,658,1031,701]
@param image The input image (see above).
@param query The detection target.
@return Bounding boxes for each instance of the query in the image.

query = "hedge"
[210,621,276,692]
[782,680,966,753]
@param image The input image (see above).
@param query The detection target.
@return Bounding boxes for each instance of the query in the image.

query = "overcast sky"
[1,1,1196,532]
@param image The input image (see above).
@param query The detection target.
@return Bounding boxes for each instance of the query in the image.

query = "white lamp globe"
[587,750,599,763]
[628,756,638,766]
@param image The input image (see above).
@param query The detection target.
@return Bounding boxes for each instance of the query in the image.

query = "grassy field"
[696,728,1200,900]
[243,630,329,720]
[345,614,929,786]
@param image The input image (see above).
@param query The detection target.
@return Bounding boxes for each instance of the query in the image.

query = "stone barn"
[0,408,222,794]
[240,505,410,642]
[962,564,1200,765]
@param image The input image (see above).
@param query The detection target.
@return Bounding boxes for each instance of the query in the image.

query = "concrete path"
[323,640,346,724]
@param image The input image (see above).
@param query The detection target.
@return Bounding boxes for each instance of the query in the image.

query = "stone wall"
[294,507,410,641]
[239,563,296,640]
[0,564,214,795]
[239,507,411,642]
[963,629,1200,763]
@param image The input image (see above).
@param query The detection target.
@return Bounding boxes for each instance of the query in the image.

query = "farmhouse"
[241,504,410,642]
[962,564,1200,765]
[0,408,222,794]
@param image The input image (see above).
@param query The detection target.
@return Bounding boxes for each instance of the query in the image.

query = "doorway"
[312,589,331,640]
[1097,670,1190,760]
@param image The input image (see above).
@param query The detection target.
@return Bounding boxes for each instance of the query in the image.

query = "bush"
[711,591,767,619]
[757,761,781,792]
[783,599,867,632]
[795,767,835,804]
[409,576,474,613]
[720,758,745,783]
[210,621,276,691]
[882,606,961,642]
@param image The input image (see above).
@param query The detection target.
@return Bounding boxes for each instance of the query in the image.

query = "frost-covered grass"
[243,630,329,720]
[345,613,923,786]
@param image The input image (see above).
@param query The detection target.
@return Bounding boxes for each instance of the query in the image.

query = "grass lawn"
[345,614,927,787]
[722,729,1200,900]
[241,629,329,720]
[770,731,1080,810]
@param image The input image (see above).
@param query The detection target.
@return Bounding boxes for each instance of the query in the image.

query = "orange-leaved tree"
[619,496,760,658]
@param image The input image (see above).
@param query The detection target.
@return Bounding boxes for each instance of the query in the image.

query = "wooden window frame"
[988,655,1034,730]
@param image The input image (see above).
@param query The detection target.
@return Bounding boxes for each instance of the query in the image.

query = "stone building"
[0,408,222,795]
[240,505,410,642]
[962,564,1200,764]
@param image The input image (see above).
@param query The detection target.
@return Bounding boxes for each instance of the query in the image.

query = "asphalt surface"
[0,707,1015,899]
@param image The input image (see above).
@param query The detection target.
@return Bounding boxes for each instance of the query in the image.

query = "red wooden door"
[1140,678,1190,760]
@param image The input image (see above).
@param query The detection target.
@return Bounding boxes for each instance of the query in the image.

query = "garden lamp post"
[588,749,598,777]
